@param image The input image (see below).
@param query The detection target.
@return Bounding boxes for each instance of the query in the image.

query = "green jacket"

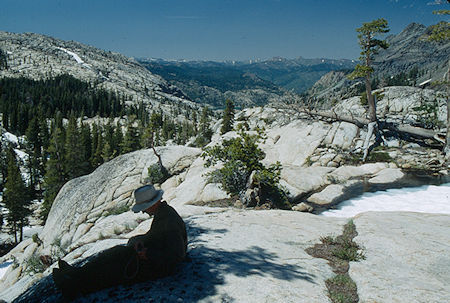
[127,201,187,279]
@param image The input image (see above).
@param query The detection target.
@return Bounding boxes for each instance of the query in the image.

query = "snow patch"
[56,47,92,69]
[14,149,28,162]
[321,183,450,217]
[2,132,19,145]
[0,262,13,280]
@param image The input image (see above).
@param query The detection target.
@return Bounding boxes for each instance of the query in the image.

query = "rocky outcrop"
[333,86,448,127]
[350,212,450,303]
[7,211,450,303]
[0,146,212,299]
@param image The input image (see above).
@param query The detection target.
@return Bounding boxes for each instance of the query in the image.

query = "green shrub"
[360,91,384,106]
[104,204,130,217]
[366,151,392,163]
[326,274,358,303]
[412,99,443,129]
[147,163,169,184]
[202,129,289,208]
[25,253,47,274]
[32,233,43,246]
[208,160,249,195]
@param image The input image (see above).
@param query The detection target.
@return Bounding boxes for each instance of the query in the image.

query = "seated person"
[53,184,187,300]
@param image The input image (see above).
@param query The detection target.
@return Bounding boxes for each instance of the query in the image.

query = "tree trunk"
[13,222,17,244]
[19,225,23,242]
[300,108,442,142]
[362,122,377,161]
[366,76,376,123]
[445,95,450,160]
[445,59,450,160]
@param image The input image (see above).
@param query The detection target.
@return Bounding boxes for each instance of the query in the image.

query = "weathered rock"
[292,202,314,212]
[262,120,331,167]
[350,212,450,303]
[280,166,335,201]
[307,180,363,206]
[331,122,359,150]
[9,210,348,303]
[164,156,230,214]
[328,163,388,183]
[368,168,405,184]
[0,146,202,294]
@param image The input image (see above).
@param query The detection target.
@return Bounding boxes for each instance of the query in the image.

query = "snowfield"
[321,183,450,217]
[56,47,92,69]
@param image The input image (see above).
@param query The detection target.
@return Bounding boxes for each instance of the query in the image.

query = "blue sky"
[1,0,448,61]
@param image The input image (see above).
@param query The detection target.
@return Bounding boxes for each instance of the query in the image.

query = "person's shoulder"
[160,201,176,213]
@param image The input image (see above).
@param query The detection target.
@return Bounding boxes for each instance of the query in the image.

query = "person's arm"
[127,234,146,249]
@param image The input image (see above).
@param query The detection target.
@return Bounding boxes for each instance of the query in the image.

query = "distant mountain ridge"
[373,22,450,81]
[306,22,450,103]
[138,57,355,108]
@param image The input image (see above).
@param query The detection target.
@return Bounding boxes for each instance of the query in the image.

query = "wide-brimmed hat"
[132,184,164,213]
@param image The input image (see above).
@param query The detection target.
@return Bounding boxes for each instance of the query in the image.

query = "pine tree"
[113,122,123,155]
[348,18,389,161]
[101,120,115,161]
[221,99,235,134]
[0,131,8,191]
[40,125,66,222]
[80,122,93,174]
[92,127,105,167]
[91,123,99,165]
[141,124,155,149]
[0,48,7,70]
[121,123,141,153]
[25,116,43,194]
[195,106,213,147]
[38,108,50,167]
[427,9,450,159]
[64,114,85,179]
[4,147,31,243]
[101,141,114,162]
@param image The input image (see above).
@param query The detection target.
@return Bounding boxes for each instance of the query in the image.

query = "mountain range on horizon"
[0,22,449,111]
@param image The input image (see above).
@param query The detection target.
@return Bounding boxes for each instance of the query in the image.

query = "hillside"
[0,31,197,116]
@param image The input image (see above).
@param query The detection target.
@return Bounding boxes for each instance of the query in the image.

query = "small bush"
[326,274,358,303]
[51,237,67,260]
[147,163,169,184]
[32,234,43,246]
[25,253,47,274]
[202,129,289,208]
[366,151,392,163]
[360,91,384,106]
[207,161,249,195]
[320,235,335,245]
[104,205,129,217]
[332,245,365,262]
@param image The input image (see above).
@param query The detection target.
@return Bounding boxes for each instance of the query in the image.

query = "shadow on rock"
[14,219,314,302]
